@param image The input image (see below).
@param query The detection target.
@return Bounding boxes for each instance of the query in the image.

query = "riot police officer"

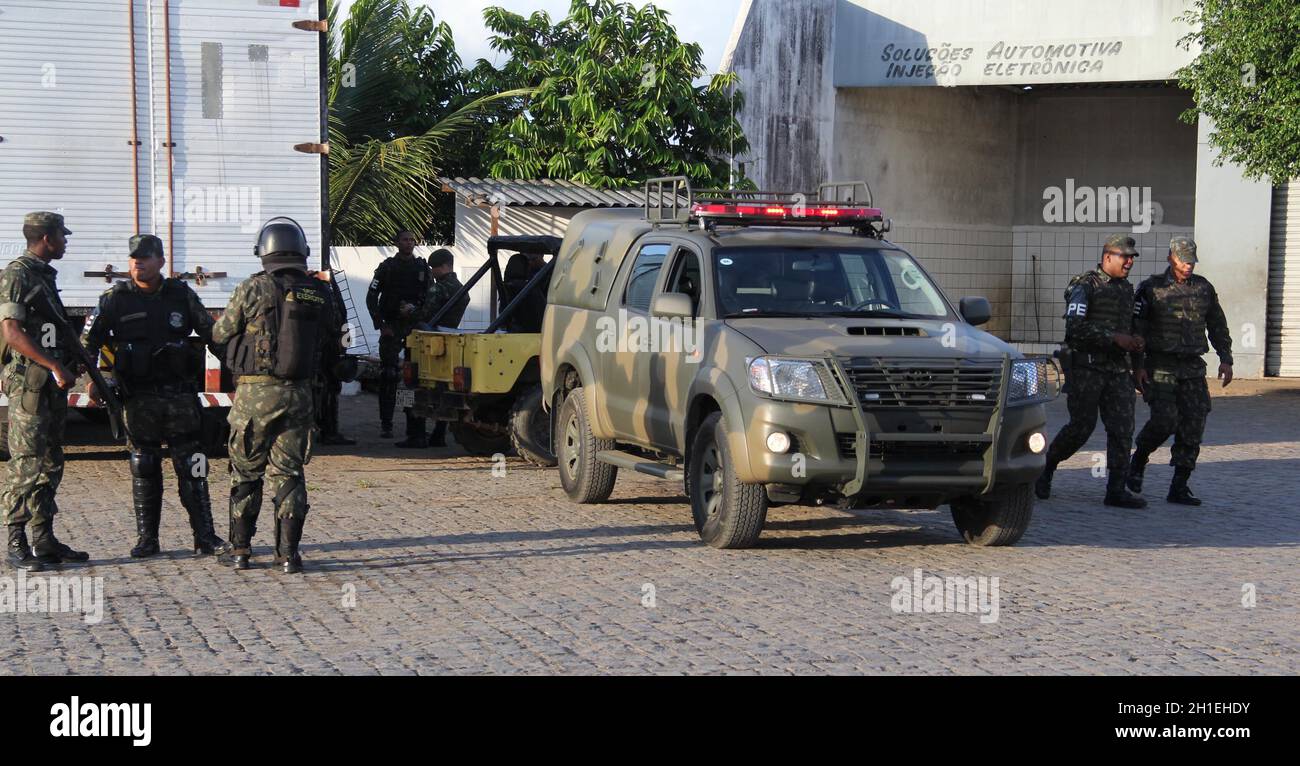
[1127,237,1234,506]
[1036,234,1148,509]
[366,231,430,443]
[81,235,229,558]
[214,218,340,574]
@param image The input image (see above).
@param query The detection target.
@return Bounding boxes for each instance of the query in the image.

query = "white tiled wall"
[888,224,1014,337]
[1011,226,1191,346]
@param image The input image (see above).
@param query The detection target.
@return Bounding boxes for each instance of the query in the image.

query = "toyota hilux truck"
[540,178,1058,549]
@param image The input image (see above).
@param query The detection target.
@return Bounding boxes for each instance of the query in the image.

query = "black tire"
[508,386,556,468]
[950,484,1034,547]
[450,422,512,457]
[686,412,767,549]
[556,388,617,503]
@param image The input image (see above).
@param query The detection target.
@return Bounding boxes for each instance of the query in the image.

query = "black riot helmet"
[254,217,310,272]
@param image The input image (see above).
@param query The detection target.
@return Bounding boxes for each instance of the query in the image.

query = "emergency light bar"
[690,202,885,226]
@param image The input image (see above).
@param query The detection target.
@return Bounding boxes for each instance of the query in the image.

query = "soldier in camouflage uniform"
[408,248,469,449]
[367,231,430,444]
[81,234,229,558]
[1,212,88,571]
[1036,234,1148,509]
[1127,237,1234,506]
[214,218,340,574]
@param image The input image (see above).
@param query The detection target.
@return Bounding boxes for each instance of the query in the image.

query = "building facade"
[723,0,1297,377]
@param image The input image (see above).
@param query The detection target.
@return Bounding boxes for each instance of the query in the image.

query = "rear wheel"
[508,386,556,467]
[686,413,767,549]
[950,484,1034,547]
[556,389,617,503]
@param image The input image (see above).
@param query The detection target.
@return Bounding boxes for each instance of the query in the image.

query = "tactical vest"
[106,279,197,386]
[1065,270,1133,344]
[226,272,329,381]
[1141,274,1213,357]
[377,257,430,320]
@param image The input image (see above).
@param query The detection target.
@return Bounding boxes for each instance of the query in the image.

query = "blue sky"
[336,0,745,72]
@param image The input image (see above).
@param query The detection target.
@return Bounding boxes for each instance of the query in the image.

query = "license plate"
[396,389,416,409]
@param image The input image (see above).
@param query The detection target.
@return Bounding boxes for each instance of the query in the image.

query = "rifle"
[22,285,127,441]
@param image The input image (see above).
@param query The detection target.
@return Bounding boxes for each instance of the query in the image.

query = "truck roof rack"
[643,176,886,234]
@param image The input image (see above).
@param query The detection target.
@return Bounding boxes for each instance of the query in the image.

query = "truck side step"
[596,451,685,482]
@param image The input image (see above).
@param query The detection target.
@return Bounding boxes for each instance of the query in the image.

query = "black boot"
[217,482,260,570]
[6,525,44,572]
[396,414,428,449]
[1104,472,1148,509]
[276,515,305,575]
[1126,455,1148,494]
[128,451,163,558]
[31,521,90,566]
[1168,469,1203,506]
[178,475,230,557]
[1034,465,1055,500]
[130,474,163,559]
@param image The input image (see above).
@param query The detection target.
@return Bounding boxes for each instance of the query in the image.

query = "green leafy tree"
[328,0,527,245]
[475,0,750,189]
[1177,0,1300,183]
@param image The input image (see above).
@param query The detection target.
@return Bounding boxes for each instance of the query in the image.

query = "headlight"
[1008,358,1059,405]
[748,357,847,405]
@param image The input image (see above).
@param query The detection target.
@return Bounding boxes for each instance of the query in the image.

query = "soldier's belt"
[235,375,281,385]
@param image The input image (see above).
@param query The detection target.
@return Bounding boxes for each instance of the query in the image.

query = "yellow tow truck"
[404,236,558,466]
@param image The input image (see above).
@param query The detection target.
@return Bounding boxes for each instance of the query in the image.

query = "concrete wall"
[1014,88,1198,225]
[722,0,837,193]
[1194,118,1273,379]
[830,86,1019,336]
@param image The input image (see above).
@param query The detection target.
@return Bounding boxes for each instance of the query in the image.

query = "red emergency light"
[691,202,884,226]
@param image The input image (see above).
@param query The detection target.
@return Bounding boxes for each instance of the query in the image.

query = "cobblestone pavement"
[3,382,1298,675]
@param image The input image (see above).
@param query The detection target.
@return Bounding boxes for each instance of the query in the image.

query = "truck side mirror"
[960,297,991,327]
[651,293,694,320]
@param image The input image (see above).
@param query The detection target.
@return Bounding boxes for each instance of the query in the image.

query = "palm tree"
[327,0,530,245]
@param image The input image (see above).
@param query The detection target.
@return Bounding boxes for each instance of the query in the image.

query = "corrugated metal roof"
[440,177,648,208]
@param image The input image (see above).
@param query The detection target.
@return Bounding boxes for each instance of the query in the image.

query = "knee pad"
[231,480,262,504]
[129,450,163,479]
[273,476,308,520]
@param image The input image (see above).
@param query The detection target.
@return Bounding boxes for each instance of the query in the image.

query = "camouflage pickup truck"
[541,179,1058,549]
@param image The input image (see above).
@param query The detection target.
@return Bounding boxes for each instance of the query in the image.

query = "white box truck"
[0,0,329,451]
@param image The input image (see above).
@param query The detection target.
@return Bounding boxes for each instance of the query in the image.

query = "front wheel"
[556,389,617,503]
[950,484,1034,547]
[686,413,767,549]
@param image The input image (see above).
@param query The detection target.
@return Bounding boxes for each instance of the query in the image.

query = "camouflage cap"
[128,234,164,259]
[24,211,71,235]
[1103,234,1139,257]
[1170,236,1198,264]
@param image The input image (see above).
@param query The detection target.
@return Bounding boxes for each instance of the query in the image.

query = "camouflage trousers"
[1134,370,1212,472]
[0,365,66,528]
[1045,365,1135,483]
[226,379,314,555]
[125,389,204,470]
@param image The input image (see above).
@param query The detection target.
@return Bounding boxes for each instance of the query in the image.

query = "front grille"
[839,358,1004,410]
[836,434,990,460]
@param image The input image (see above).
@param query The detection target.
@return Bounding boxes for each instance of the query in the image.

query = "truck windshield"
[713,247,951,319]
